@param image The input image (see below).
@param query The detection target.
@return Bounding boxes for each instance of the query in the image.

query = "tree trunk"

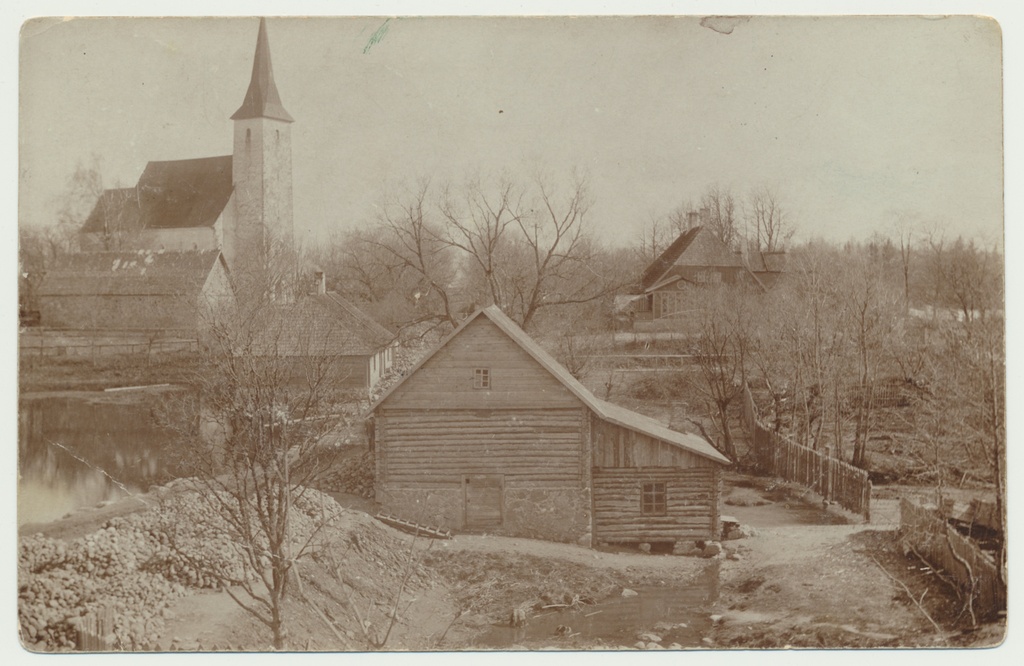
[717,401,736,460]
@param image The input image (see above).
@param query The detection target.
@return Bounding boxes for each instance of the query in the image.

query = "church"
[77,18,295,284]
[37,19,395,392]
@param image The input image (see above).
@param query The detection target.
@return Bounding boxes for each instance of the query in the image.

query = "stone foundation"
[377,486,464,532]
[378,484,592,544]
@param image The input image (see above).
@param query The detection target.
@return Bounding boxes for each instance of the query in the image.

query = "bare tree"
[691,286,753,460]
[927,234,1002,324]
[700,184,739,249]
[54,157,103,249]
[839,255,901,468]
[342,171,623,333]
[96,185,145,251]
[635,211,672,263]
[161,295,353,650]
[745,185,792,252]
[370,180,463,333]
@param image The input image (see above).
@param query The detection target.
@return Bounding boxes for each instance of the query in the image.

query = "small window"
[641,482,667,516]
[473,368,490,390]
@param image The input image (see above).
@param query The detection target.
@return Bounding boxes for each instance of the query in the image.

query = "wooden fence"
[19,335,198,359]
[73,607,115,651]
[900,498,1006,620]
[741,384,872,519]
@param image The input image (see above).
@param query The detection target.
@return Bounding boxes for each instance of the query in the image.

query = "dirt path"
[707,482,996,648]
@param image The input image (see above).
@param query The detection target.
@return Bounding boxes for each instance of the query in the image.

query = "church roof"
[231,18,293,123]
[37,250,225,297]
[80,156,233,234]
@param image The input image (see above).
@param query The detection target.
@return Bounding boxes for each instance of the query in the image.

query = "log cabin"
[369,305,731,548]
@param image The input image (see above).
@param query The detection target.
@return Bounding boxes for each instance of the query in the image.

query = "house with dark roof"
[631,225,783,323]
[251,276,396,393]
[369,305,730,547]
[35,250,233,334]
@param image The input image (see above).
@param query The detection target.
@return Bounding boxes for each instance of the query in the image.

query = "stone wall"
[377,483,592,545]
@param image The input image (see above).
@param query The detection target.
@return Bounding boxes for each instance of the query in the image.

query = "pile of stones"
[18,484,345,651]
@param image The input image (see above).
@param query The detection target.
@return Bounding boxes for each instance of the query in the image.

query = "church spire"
[231,18,293,123]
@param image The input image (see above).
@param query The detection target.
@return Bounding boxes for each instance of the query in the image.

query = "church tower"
[225,18,295,301]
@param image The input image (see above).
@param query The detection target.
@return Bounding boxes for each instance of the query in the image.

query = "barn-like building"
[251,277,396,394]
[35,249,232,335]
[370,305,730,547]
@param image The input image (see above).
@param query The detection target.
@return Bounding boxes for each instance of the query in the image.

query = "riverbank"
[19,352,206,394]
[18,473,1004,651]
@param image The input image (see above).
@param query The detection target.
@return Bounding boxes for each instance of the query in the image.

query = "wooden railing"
[900,498,1006,620]
[741,384,872,519]
[19,337,198,359]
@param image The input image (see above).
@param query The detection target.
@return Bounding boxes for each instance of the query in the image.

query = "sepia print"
[17,15,1005,652]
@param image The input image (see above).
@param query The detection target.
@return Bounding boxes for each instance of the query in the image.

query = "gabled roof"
[37,250,226,297]
[253,292,394,357]
[640,226,701,290]
[80,156,233,234]
[231,18,293,123]
[372,305,730,465]
[745,250,787,273]
[640,226,763,293]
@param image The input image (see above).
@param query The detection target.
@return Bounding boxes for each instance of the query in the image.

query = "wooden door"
[464,475,503,530]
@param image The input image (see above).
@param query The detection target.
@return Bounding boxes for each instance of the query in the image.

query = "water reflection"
[18,391,181,525]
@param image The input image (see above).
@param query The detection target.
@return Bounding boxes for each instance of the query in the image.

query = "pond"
[475,562,720,649]
[18,390,185,526]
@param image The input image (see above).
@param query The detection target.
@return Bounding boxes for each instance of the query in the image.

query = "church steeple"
[231,18,293,123]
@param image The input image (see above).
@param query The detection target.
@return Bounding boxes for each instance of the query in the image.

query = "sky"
[17,12,1004,250]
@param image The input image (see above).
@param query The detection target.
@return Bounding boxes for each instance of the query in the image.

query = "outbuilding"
[369,305,730,548]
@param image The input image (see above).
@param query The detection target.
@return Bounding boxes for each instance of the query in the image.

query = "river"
[18,389,184,526]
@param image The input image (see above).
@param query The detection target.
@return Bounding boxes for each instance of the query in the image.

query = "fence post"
[824,446,833,502]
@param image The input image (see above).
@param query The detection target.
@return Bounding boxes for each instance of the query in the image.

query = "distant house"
[632,225,783,322]
[370,305,730,547]
[252,276,396,394]
[35,249,233,335]
[744,248,787,290]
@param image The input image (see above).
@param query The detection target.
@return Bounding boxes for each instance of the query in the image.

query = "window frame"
[641,482,667,516]
[473,367,491,390]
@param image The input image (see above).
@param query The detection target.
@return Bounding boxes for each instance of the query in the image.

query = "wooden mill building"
[369,305,731,547]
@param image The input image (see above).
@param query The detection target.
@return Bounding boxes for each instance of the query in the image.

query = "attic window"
[641,482,667,516]
[473,368,490,390]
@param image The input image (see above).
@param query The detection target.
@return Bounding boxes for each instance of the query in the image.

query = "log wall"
[592,467,720,544]
[377,407,586,486]
[375,406,592,542]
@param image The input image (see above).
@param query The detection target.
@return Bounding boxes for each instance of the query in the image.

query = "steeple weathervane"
[231,18,293,122]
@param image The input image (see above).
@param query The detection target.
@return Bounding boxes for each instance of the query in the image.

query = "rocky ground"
[17,471,1006,652]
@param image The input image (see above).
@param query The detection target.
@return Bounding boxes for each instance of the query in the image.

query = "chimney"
[314,270,326,295]
[687,211,699,229]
